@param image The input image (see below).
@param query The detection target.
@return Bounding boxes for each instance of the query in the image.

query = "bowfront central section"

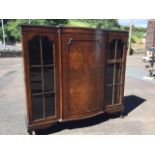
[62,33,103,119]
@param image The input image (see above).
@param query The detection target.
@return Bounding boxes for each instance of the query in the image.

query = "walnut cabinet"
[21,25,128,134]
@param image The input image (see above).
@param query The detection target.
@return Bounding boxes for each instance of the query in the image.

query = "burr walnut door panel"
[61,34,104,119]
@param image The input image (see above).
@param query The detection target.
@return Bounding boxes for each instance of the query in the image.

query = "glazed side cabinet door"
[105,32,128,111]
[61,33,104,119]
[22,27,60,124]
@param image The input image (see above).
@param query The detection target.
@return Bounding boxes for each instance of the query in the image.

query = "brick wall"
[145,19,155,49]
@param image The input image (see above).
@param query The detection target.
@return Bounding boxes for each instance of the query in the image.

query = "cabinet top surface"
[21,24,128,34]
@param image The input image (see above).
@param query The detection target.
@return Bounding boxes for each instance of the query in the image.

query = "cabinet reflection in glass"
[30,68,42,94]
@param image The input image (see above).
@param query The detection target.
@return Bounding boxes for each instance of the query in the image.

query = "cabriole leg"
[120,111,124,118]
[27,129,36,135]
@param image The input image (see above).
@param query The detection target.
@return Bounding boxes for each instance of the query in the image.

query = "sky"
[118,19,147,28]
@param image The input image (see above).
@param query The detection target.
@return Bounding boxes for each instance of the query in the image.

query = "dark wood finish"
[21,25,128,134]
[61,33,105,119]
[104,31,128,114]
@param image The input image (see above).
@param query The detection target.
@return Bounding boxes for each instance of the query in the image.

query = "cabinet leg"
[120,111,124,118]
[27,129,32,135]
[27,129,36,135]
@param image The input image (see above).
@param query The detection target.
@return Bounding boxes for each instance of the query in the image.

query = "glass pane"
[106,64,114,85]
[43,67,54,92]
[114,86,121,104]
[30,68,42,93]
[45,93,55,117]
[28,36,41,65]
[32,95,43,120]
[108,39,117,60]
[42,37,54,65]
[117,40,124,59]
[105,86,113,106]
[115,63,122,84]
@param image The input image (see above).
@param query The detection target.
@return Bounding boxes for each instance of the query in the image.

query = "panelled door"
[22,29,60,124]
[61,33,104,119]
[105,33,127,110]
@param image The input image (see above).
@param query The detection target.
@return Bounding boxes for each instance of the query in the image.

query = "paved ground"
[0,55,155,135]
[0,58,26,134]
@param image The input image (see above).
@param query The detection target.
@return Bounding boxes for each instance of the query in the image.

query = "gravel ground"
[0,55,155,135]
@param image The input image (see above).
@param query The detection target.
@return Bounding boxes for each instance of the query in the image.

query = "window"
[105,39,125,106]
[28,36,55,120]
